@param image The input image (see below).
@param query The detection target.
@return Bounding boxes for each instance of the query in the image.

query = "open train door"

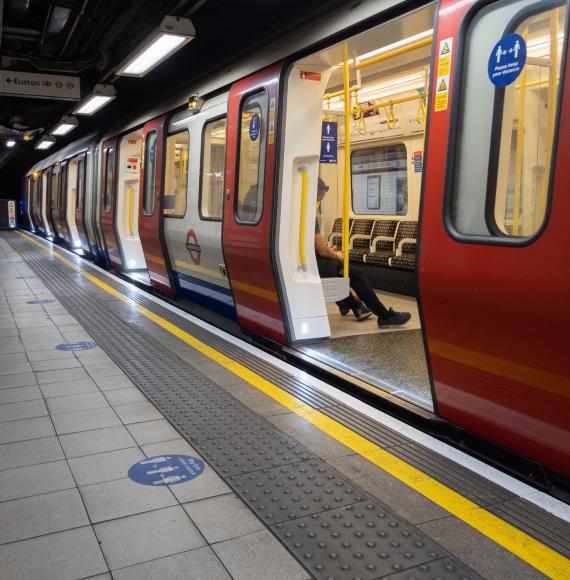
[99,138,122,271]
[420,0,570,478]
[222,63,288,344]
[139,115,175,295]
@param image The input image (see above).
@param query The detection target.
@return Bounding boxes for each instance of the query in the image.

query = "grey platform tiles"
[2,234,486,579]
[5,231,570,579]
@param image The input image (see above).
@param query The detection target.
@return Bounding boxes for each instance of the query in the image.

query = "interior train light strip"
[17,230,570,579]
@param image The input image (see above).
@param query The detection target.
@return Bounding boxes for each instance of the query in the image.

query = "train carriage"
[23,0,570,489]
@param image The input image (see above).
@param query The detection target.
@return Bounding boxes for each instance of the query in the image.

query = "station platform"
[0,229,569,580]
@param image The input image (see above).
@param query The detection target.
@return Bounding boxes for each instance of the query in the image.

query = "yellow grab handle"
[298,166,308,271]
[128,186,134,236]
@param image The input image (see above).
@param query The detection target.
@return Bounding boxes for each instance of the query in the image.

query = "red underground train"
[22,0,570,492]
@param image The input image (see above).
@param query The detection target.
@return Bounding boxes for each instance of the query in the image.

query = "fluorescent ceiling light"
[117,16,195,77]
[35,136,56,150]
[74,84,116,115]
[357,29,433,63]
[6,139,16,148]
[324,72,425,109]
[51,115,78,136]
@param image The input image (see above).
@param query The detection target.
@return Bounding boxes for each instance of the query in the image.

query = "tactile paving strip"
[195,429,314,476]
[230,459,366,524]
[382,558,477,580]
[273,502,442,579]
[9,234,481,580]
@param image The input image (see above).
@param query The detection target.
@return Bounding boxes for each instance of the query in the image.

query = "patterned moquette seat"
[348,219,374,263]
[328,217,354,251]
[350,220,397,263]
[389,221,418,271]
[363,219,399,266]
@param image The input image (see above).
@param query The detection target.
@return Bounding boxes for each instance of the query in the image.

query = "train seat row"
[327,218,419,271]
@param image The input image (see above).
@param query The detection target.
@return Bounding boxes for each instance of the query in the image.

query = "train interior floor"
[0,230,569,580]
[299,292,432,410]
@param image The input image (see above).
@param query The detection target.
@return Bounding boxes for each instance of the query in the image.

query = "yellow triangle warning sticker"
[441,42,450,55]
[438,78,447,92]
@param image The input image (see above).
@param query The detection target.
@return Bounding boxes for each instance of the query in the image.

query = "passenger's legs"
[347,265,390,318]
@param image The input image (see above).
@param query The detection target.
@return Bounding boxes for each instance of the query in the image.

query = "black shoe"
[338,305,350,316]
[378,308,411,327]
[353,304,373,321]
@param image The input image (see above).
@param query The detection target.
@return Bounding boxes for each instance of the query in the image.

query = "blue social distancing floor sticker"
[488,33,526,87]
[128,455,205,486]
[56,341,97,351]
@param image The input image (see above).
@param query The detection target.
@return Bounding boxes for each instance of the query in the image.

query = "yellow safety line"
[16,230,570,579]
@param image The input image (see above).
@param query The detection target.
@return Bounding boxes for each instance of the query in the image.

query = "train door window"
[76,157,85,213]
[103,148,116,213]
[143,131,158,216]
[200,117,227,220]
[50,171,58,209]
[32,177,37,209]
[59,166,67,210]
[351,145,408,215]
[235,91,268,223]
[164,131,189,217]
[450,0,567,239]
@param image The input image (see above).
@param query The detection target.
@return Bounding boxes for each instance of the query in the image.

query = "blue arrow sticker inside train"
[128,455,205,486]
[249,113,260,141]
[320,121,337,164]
[56,341,97,351]
[488,33,526,87]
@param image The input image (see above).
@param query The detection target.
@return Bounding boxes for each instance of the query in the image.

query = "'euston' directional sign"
[0,70,80,100]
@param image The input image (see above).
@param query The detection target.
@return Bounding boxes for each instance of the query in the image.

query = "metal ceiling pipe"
[59,0,90,57]
[0,0,4,52]
[4,26,41,37]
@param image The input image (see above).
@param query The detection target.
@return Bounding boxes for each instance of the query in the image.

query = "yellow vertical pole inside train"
[540,8,559,224]
[128,186,134,236]
[342,44,351,278]
[513,31,528,237]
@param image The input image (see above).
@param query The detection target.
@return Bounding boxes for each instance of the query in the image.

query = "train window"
[235,91,268,223]
[143,131,158,216]
[76,158,85,213]
[450,0,567,240]
[51,171,58,209]
[351,145,408,215]
[103,148,116,213]
[200,117,226,220]
[59,166,67,211]
[164,131,189,218]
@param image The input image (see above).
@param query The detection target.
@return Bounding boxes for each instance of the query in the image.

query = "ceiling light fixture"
[116,16,195,77]
[35,136,56,150]
[356,29,434,63]
[6,139,16,148]
[73,84,116,115]
[51,115,78,136]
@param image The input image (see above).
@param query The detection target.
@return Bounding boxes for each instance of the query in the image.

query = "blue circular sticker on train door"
[249,113,261,141]
[488,33,526,87]
[128,455,205,486]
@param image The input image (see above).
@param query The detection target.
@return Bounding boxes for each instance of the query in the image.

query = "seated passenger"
[315,178,411,327]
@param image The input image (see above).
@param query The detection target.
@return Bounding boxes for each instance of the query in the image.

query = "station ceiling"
[0,0,345,191]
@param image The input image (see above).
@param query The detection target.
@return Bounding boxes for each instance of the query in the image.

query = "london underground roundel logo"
[185,229,201,265]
